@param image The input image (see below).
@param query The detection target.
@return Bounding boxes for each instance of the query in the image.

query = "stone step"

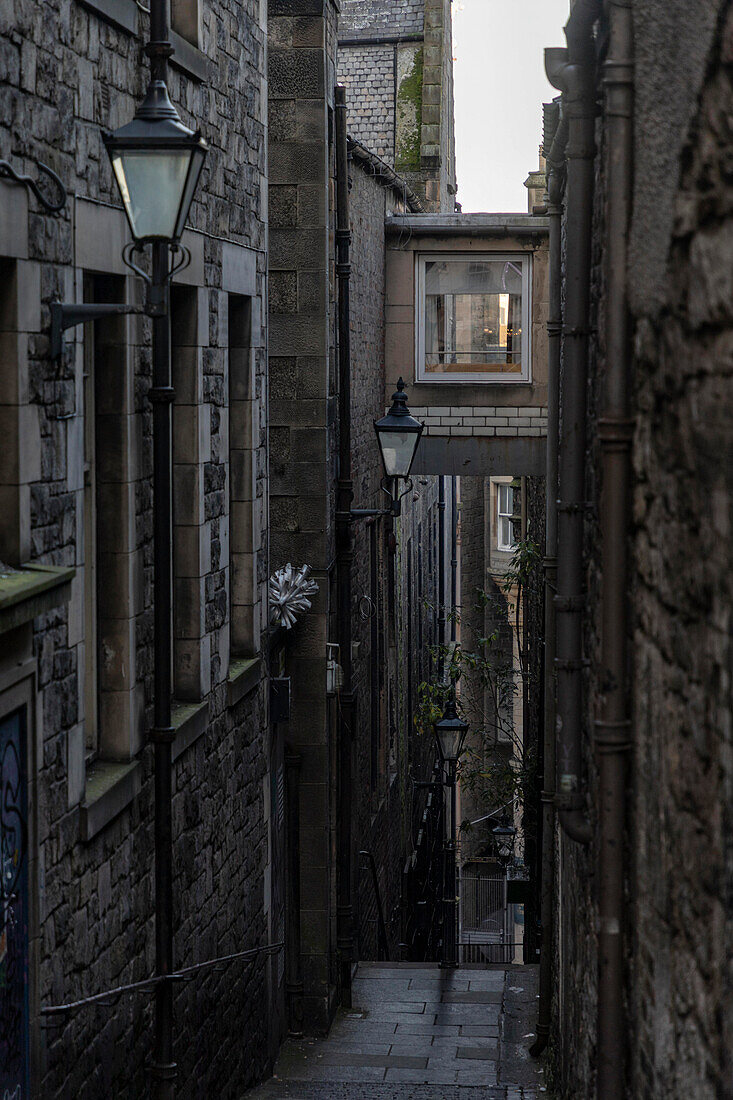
[246,1083,539,1099]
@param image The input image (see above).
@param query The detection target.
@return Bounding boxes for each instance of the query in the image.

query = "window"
[228,294,258,657]
[170,0,202,47]
[82,279,98,754]
[497,483,515,552]
[82,274,144,761]
[417,254,531,382]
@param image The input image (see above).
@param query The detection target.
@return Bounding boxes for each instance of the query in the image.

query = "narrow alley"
[247,964,544,1099]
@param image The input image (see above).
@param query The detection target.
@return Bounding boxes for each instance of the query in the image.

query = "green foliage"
[415,537,541,850]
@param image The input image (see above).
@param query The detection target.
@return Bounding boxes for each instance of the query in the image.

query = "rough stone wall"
[628,5,733,1095]
[346,159,443,961]
[0,0,272,1094]
[552,3,733,1098]
[338,45,395,160]
[268,0,342,1034]
[347,161,392,959]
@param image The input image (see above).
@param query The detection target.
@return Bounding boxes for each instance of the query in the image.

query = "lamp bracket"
[0,159,67,213]
[50,301,143,359]
[169,243,191,280]
[121,241,190,315]
[342,476,414,523]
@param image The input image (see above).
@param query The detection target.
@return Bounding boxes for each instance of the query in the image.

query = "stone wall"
[0,0,273,1094]
[337,0,456,212]
[551,2,733,1097]
[339,0,424,39]
[347,155,446,962]
[628,5,733,1095]
[267,0,342,1035]
[337,45,395,159]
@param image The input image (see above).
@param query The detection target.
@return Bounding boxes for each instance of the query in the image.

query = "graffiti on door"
[0,707,29,1098]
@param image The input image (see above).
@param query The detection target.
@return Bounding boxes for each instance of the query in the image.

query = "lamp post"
[433,692,469,967]
[101,3,207,1096]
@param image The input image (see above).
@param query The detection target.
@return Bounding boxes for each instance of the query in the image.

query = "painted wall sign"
[0,707,29,1098]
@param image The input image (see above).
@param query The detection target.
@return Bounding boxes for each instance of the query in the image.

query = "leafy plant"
[415,537,541,853]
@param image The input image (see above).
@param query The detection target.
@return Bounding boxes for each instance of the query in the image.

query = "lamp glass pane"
[173,146,206,240]
[112,149,191,240]
[437,728,458,762]
[378,429,419,478]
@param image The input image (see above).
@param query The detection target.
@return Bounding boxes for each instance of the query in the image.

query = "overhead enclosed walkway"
[246,963,544,1099]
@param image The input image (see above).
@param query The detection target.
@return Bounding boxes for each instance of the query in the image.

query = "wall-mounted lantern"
[348,379,425,521]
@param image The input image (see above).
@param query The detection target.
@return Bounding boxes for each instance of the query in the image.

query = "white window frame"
[416,252,532,384]
[497,483,516,552]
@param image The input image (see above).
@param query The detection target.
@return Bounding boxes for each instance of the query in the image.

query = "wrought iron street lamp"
[103,82,207,245]
[346,379,425,521]
[374,376,424,479]
[492,816,517,866]
[103,27,206,1097]
[433,692,469,968]
[39,4,209,1097]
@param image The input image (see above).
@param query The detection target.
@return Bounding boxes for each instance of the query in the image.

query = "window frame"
[415,252,532,384]
[170,0,202,49]
[497,483,516,552]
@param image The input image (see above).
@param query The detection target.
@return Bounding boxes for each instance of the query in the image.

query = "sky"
[452,0,570,212]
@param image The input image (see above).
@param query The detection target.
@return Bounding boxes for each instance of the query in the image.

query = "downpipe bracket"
[555,657,590,671]
[150,725,176,744]
[594,718,632,753]
[554,595,586,612]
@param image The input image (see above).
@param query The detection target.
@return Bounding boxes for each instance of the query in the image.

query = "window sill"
[228,656,262,707]
[0,564,75,635]
[80,759,141,842]
[171,698,209,763]
[170,30,208,83]
[77,0,137,34]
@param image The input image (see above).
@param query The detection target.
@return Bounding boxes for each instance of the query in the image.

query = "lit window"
[497,484,515,551]
[417,254,530,382]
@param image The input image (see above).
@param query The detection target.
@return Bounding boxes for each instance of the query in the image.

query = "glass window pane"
[424,259,523,376]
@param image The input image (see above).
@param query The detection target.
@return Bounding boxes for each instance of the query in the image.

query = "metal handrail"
[359,850,390,961]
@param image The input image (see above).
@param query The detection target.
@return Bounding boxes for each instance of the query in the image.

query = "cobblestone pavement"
[246,963,546,1098]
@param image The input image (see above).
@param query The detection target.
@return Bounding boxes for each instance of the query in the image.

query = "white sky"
[453,0,570,212]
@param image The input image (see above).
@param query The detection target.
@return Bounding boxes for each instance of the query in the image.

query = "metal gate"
[458,862,512,965]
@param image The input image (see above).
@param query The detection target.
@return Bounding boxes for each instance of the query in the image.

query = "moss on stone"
[396,47,424,172]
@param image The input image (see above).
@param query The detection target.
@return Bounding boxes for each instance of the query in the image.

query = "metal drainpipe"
[285,751,304,1035]
[439,477,446,648]
[450,478,458,644]
[549,0,598,846]
[335,85,356,1006]
[530,96,566,1058]
[596,3,633,1096]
